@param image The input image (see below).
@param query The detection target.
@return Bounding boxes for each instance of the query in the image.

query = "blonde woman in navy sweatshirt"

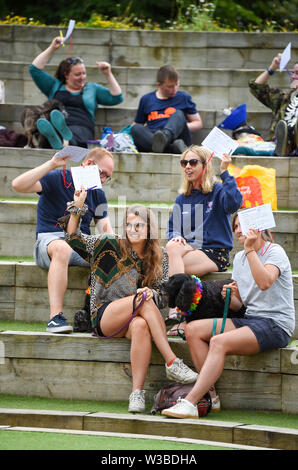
[166,145,243,278]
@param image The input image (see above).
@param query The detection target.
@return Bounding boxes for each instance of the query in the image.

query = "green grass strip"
[0,429,233,451]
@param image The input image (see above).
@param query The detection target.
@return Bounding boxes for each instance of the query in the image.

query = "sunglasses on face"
[180,159,203,168]
[126,222,146,231]
[98,168,112,184]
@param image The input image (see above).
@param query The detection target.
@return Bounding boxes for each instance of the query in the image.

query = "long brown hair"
[119,204,162,287]
[179,145,216,196]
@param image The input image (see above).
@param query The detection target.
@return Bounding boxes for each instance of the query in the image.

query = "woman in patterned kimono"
[60,192,198,413]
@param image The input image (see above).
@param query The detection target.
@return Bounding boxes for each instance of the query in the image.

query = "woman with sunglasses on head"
[165,145,242,336]
[162,213,295,419]
[60,196,198,413]
[28,36,123,149]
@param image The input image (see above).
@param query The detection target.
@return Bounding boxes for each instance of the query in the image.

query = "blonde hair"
[179,145,216,196]
[119,204,162,287]
[82,147,114,165]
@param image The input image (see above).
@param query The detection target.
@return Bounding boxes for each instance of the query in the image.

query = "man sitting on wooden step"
[131,65,203,154]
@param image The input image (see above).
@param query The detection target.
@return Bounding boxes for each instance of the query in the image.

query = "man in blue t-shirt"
[12,147,114,334]
[131,65,203,154]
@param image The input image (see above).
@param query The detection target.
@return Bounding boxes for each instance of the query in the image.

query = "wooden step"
[0,422,274,450]
[1,408,298,450]
[0,60,291,112]
[0,25,297,69]
[1,200,298,269]
[1,147,298,208]
[1,263,297,338]
[0,330,297,418]
[0,102,276,145]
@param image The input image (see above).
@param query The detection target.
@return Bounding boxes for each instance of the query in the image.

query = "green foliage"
[0,0,297,31]
[213,0,298,31]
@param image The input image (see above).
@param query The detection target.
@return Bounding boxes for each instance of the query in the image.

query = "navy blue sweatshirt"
[167,170,243,250]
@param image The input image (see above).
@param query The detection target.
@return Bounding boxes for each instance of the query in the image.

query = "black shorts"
[231,315,290,352]
[94,301,112,337]
[201,248,230,272]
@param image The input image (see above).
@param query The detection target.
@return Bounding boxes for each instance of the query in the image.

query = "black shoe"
[275,120,288,156]
[152,129,172,153]
[169,139,187,154]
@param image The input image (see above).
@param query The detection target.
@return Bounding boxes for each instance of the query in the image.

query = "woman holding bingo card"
[161,211,295,419]
[59,194,198,413]
[165,145,242,335]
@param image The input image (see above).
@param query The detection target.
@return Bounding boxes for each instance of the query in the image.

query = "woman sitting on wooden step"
[162,212,295,419]
[59,195,198,413]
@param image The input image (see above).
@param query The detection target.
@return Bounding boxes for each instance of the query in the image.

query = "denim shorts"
[231,315,290,352]
[34,232,90,269]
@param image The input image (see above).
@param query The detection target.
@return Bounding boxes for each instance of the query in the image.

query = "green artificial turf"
[0,429,233,451]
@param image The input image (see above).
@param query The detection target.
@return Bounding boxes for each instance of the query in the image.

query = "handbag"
[151,382,212,417]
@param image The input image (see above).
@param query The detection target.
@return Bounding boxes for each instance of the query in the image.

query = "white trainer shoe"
[128,389,146,413]
[165,358,198,384]
[162,398,198,419]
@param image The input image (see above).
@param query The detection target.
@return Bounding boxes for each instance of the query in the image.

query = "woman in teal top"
[29,36,123,148]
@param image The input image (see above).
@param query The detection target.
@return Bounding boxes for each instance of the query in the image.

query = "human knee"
[48,240,72,262]
[130,316,150,338]
[209,334,227,355]
[166,239,180,256]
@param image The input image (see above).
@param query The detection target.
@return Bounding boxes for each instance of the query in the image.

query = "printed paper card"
[280,42,291,72]
[238,203,276,235]
[70,165,102,191]
[56,145,89,162]
[201,127,238,159]
[62,20,75,44]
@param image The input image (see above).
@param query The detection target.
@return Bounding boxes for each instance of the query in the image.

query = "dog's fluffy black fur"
[21,99,67,148]
[165,273,245,323]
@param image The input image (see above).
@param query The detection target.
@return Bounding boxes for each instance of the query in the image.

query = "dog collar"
[181,275,203,317]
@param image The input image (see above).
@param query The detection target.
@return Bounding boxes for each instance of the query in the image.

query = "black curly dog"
[164,273,245,323]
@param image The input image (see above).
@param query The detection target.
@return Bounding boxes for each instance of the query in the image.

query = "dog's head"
[164,273,197,312]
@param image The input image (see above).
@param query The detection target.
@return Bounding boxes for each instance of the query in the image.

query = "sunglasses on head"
[66,57,84,66]
[180,159,203,168]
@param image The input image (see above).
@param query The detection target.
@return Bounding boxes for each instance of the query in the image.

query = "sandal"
[166,321,186,340]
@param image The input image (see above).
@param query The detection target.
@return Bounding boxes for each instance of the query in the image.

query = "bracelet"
[266,68,275,76]
[245,249,255,256]
[66,201,88,217]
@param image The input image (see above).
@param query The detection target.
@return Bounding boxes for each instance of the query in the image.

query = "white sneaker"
[165,358,198,384]
[128,389,146,413]
[162,398,198,419]
[211,395,221,412]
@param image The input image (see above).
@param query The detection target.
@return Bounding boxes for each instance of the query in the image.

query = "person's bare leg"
[186,324,260,405]
[100,296,175,363]
[125,316,152,391]
[182,250,218,276]
[47,240,73,319]
[185,318,235,398]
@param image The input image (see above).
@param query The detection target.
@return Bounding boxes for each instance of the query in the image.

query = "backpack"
[151,382,212,417]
